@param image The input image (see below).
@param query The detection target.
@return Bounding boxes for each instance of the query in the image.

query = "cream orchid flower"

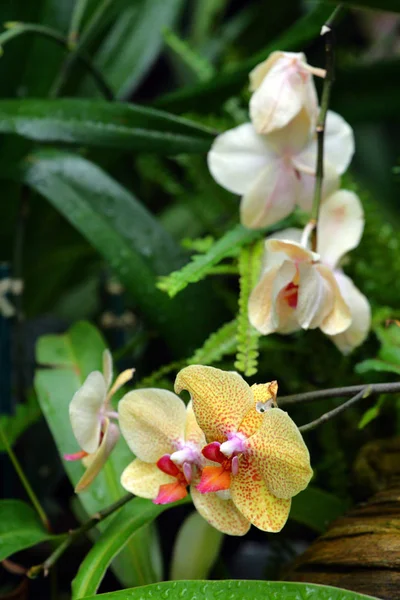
[249,51,325,135]
[175,366,313,533]
[65,349,134,492]
[249,190,371,353]
[207,109,353,229]
[118,389,250,536]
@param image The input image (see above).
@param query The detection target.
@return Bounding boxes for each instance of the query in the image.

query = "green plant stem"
[279,381,400,406]
[0,23,113,100]
[309,4,344,248]
[299,386,371,433]
[68,0,90,49]
[0,421,50,531]
[28,493,134,578]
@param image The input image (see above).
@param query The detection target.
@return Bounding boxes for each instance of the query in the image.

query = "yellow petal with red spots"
[121,458,175,499]
[191,485,250,536]
[175,365,253,443]
[197,465,231,493]
[75,418,119,493]
[230,455,291,532]
[239,381,279,437]
[246,408,313,499]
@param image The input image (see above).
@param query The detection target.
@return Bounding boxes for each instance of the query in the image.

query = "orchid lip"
[220,433,247,457]
[170,442,202,466]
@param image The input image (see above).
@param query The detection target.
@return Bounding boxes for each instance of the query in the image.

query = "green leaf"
[356,324,400,376]
[235,241,263,377]
[290,486,347,533]
[158,225,259,298]
[358,397,385,429]
[71,497,190,599]
[0,499,55,561]
[34,321,160,587]
[0,98,215,154]
[21,148,222,355]
[155,4,333,112]
[188,319,237,365]
[0,392,41,451]
[334,0,400,11]
[170,511,223,580]
[356,359,400,376]
[164,28,215,81]
[80,580,379,600]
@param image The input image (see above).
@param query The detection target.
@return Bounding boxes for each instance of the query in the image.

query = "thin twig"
[299,386,371,433]
[28,493,134,578]
[279,381,400,406]
[0,421,50,531]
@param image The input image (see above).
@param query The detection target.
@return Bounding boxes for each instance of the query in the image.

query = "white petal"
[329,272,371,354]
[69,371,106,454]
[267,228,303,245]
[207,123,275,195]
[318,265,352,335]
[317,190,364,269]
[240,159,298,229]
[296,164,340,212]
[296,263,334,329]
[118,389,187,462]
[75,418,119,493]
[102,349,113,390]
[265,109,312,156]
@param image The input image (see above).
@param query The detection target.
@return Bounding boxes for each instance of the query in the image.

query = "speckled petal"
[175,366,253,443]
[246,408,313,499]
[118,389,187,462]
[69,371,106,454]
[191,485,250,536]
[121,458,174,499]
[75,418,119,493]
[238,382,279,437]
[230,456,291,532]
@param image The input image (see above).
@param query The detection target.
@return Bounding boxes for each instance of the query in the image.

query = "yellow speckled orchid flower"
[65,349,134,493]
[174,365,313,533]
[118,389,250,536]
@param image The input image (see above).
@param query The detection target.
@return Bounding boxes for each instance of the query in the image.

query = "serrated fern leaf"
[189,319,237,365]
[158,225,260,297]
[235,241,263,377]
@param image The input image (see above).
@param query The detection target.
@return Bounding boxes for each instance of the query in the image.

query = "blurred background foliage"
[1,0,400,597]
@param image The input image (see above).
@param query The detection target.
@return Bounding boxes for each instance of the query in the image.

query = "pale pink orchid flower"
[65,349,134,492]
[207,109,354,229]
[248,190,371,353]
[249,51,325,135]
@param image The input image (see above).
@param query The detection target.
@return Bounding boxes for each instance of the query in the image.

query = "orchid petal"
[238,382,279,437]
[317,265,352,335]
[175,366,253,443]
[102,349,113,390]
[184,401,206,447]
[296,262,334,329]
[240,159,298,229]
[121,458,174,499]
[75,418,119,493]
[107,368,135,400]
[329,272,371,354]
[191,485,250,536]
[245,408,312,499]
[296,165,340,212]
[69,371,106,454]
[207,123,275,195]
[230,457,291,532]
[118,389,187,462]
[267,238,317,263]
[317,190,364,269]
[154,482,188,505]
[196,465,231,493]
[265,109,313,156]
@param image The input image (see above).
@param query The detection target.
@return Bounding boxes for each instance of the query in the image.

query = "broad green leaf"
[0,499,55,561]
[0,392,41,451]
[333,0,400,11]
[0,99,215,154]
[170,511,223,580]
[158,225,260,298]
[21,148,222,355]
[82,0,183,98]
[34,321,160,587]
[155,4,333,112]
[356,324,400,376]
[81,580,379,600]
[290,486,347,533]
[71,497,190,599]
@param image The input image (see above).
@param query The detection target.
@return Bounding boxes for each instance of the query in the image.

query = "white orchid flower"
[207,110,354,229]
[248,190,371,353]
[65,349,134,492]
[249,51,325,135]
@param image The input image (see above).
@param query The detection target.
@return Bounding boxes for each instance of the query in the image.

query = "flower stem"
[279,381,400,406]
[309,4,345,249]
[0,421,50,531]
[0,22,113,100]
[299,386,371,433]
[28,493,134,578]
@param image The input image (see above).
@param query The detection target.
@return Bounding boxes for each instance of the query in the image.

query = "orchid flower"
[118,389,250,536]
[249,190,371,353]
[207,108,353,229]
[175,366,313,533]
[65,349,134,492]
[249,51,325,135]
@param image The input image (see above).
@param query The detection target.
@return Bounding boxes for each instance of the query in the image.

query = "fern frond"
[189,319,237,365]
[235,240,264,377]
[158,225,260,297]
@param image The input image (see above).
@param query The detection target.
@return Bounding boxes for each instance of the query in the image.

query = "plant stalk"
[279,381,400,406]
